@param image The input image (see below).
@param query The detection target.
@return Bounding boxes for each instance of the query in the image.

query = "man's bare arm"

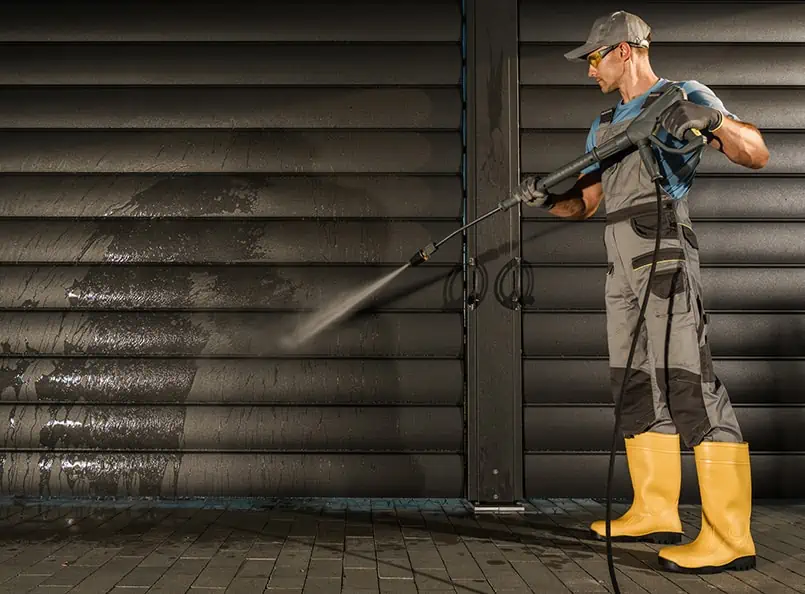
[708,117,769,170]
[545,171,605,220]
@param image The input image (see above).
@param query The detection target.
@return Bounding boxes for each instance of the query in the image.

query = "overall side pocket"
[631,248,691,316]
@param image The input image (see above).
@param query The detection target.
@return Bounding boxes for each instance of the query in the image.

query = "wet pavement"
[0,497,803,593]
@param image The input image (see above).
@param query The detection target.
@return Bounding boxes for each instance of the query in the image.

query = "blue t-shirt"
[580,78,738,199]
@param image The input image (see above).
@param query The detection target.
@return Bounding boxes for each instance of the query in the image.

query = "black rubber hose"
[605,178,665,593]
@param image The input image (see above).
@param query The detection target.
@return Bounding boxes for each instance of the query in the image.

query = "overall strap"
[642,79,680,109]
[599,80,681,125]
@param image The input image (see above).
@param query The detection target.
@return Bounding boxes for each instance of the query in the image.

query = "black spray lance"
[409,83,701,265]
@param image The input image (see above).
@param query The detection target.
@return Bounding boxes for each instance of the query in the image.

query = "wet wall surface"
[0,0,467,499]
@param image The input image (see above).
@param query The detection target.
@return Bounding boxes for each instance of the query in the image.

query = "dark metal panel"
[0,43,460,85]
[0,0,469,502]
[0,312,462,357]
[521,87,804,130]
[0,452,464,498]
[523,177,805,220]
[520,44,805,86]
[520,1,805,43]
[520,266,607,310]
[0,175,463,219]
[521,221,805,265]
[524,453,802,500]
[521,131,802,175]
[523,312,805,358]
[525,406,805,452]
[524,360,611,405]
[0,265,462,311]
[0,87,461,129]
[0,221,462,265]
[0,131,461,174]
[524,359,805,406]
[521,266,805,311]
[465,0,523,503]
[1,405,463,452]
[0,358,463,405]
[0,1,461,42]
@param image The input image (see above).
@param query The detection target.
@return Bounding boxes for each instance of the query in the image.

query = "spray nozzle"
[408,242,436,267]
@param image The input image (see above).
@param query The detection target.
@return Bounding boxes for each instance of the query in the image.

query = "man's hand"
[659,100,723,141]
[512,175,552,208]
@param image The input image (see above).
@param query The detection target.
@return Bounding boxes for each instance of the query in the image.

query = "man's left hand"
[659,100,724,141]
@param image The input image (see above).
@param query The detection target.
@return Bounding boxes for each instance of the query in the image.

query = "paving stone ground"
[0,497,803,593]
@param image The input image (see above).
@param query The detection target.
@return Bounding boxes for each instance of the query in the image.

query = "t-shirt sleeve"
[580,114,602,175]
[680,80,741,121]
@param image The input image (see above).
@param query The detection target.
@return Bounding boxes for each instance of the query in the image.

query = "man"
[513,11,769,574]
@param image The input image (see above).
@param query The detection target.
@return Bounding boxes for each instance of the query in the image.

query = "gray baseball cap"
[564,11,651,62]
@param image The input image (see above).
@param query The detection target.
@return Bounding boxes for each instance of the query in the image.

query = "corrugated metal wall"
[0,2,467,498]
[519,1,805,500]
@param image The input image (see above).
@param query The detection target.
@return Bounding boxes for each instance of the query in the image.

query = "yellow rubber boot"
[590,431,683,544]
[658,441,756,573]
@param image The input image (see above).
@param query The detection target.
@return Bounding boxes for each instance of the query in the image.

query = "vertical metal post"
[464,0,523,510]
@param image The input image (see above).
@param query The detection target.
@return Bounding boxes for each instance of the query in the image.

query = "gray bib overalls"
[597,88,742,447]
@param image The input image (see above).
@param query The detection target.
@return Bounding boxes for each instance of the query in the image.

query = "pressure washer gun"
[407,82,705,267]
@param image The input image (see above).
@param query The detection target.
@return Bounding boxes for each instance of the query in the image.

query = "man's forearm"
[543,173,602,220]
[709,117,769,169]
[546,195,589,220]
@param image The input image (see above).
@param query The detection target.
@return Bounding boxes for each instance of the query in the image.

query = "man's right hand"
[512,175,551,208]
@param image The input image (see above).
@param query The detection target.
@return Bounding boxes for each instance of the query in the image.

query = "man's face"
[586,43,625,94]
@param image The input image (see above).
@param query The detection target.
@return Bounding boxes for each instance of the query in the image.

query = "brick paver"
[0,497,802,593]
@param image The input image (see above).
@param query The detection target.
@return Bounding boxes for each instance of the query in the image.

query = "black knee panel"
[656,367,712,448]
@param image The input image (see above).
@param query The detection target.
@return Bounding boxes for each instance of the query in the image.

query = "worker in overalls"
[513,10,769,574]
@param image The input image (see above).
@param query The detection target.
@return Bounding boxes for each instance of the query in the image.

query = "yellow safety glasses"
[586,45,617,69]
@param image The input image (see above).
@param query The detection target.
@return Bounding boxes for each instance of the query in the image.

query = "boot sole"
[659,555,756,574]
[590,529,682,545]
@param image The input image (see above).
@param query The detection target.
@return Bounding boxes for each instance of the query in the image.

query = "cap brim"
[563,41,601,62]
